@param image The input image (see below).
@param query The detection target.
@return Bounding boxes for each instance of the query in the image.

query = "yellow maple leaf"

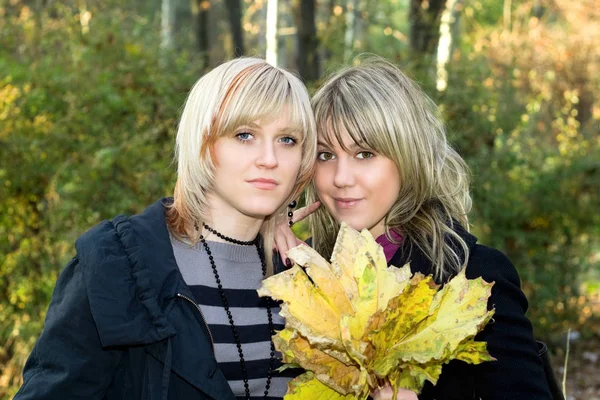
[274,328,365,394]
[371,269,495,376]
[259,222,495,396]
[284,372,362,400]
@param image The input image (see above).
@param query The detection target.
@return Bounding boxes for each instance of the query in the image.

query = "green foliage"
[1,0,599,398]
[0,3,204,397]
[426,2,600,336]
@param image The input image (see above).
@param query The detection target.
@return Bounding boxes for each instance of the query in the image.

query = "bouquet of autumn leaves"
[258,223,496,399]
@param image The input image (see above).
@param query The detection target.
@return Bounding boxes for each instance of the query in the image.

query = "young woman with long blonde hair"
[277,58,552,399]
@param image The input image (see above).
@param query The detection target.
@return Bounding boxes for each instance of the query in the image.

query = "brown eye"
[356,151,374,160]
[317,152,335,161]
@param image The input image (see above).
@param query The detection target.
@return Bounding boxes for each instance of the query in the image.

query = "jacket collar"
[75,198,235,398]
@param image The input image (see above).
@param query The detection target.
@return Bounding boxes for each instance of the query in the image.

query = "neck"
[204,197,264,244]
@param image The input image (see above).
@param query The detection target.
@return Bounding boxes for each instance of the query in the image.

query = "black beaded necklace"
[199,223,276,399]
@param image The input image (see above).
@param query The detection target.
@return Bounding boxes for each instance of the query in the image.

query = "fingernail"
[285,258,292,268]
[272,248,278,257]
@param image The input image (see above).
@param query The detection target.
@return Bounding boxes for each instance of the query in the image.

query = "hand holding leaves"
[258,223,495,399]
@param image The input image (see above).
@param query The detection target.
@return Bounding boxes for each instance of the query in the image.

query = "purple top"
[375,229,403,262]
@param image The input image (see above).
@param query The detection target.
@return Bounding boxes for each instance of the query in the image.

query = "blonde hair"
[168,57,316,275]
[307,57,471,280]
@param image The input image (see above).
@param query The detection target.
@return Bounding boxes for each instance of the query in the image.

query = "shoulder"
[465,244,522,288]
[71,199,177,347]
[75,198,174,275]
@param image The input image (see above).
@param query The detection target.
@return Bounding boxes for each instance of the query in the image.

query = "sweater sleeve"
[14,257,124,400]
[466,245,552,400]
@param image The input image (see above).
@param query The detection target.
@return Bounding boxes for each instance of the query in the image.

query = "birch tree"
[344,0,358,60]
[161,0,175,51]
[266,0,278,65]
[435,0,463,91]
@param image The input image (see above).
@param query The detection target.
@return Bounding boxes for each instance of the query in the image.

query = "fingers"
[274,200,321,267]
[274,221,304,267]
[372,384,418,400]
[291,201,321,224]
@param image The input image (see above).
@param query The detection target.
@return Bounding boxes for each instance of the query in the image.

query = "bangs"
[314,85,384,153]
[214,65,309,144]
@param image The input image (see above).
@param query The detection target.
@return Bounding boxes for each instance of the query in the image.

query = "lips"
[247,178,279,190]
[333,197,362,209]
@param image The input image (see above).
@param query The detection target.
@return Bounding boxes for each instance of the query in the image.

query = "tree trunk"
[161,0,175,51]
[192,0,210,67]
[409,0,447,55]
[435,0,462,91]
[266,0,278,65]
[296,0,319,81]
[344,0,358,60]
[224,0,245,55]
[320,0,336,66]
[532,0,545,18]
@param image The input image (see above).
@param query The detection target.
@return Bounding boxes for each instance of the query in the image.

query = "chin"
[240,204,282,219]
[337,218,369,232]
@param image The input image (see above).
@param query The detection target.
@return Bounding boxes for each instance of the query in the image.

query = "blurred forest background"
[1,0,599,398]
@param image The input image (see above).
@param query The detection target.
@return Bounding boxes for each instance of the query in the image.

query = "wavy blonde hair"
[306,57,471,280]
[167,57,317,275]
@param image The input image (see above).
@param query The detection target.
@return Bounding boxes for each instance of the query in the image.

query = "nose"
[333,157,354,188]
[255,141,278,169]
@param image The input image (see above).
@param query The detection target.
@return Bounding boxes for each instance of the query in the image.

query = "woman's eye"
[235,132,253,141]
[317,152,335,161]
[356,151,374,160]
[279,136,298,146]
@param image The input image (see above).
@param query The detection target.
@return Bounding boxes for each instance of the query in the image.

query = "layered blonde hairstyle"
[167,58,316,275]
[307,57,472,280]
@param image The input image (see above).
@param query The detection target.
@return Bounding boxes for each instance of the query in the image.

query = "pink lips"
[334,197,362,209]
[248,178,278,190]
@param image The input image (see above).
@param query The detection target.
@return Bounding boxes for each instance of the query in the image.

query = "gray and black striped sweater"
[171,237,298,400]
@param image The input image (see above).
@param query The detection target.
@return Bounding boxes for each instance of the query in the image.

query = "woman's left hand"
[371,384,418,400]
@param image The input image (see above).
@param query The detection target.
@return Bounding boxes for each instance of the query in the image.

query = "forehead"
[318,123,367,151]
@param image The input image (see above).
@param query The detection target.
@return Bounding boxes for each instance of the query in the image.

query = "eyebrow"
[317,140,366,150]
[242,122,301,136]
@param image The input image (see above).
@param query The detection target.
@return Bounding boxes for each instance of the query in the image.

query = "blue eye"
[280,136,298,146]
[236,132,253,142]
[356,151,374,160]
[317,152,335,161]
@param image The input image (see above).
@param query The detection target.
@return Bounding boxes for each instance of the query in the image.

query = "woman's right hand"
[372,384,418,400]
[274,200,320,267]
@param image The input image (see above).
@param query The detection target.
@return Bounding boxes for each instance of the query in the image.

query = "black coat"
[15,199,237,400]
[390,224,552,399]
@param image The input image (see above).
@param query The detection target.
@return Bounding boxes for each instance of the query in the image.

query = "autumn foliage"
[259,224,494,398]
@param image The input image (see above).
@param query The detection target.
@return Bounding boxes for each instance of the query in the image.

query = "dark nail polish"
[285,258,292,268]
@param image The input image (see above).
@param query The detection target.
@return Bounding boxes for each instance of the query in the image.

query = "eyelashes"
[235,132,253,142]
[317,151,335,161]
[234,131,299,146]
[316,150,375,162]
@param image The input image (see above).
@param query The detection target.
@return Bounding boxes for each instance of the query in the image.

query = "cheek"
[314,164,332,195]
[280,150,303,181]
[369,168,400,206]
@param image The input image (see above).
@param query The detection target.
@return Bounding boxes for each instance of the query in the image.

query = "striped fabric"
[171,237,299,400]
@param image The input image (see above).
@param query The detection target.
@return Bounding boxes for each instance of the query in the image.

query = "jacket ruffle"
[75,209,177,348]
